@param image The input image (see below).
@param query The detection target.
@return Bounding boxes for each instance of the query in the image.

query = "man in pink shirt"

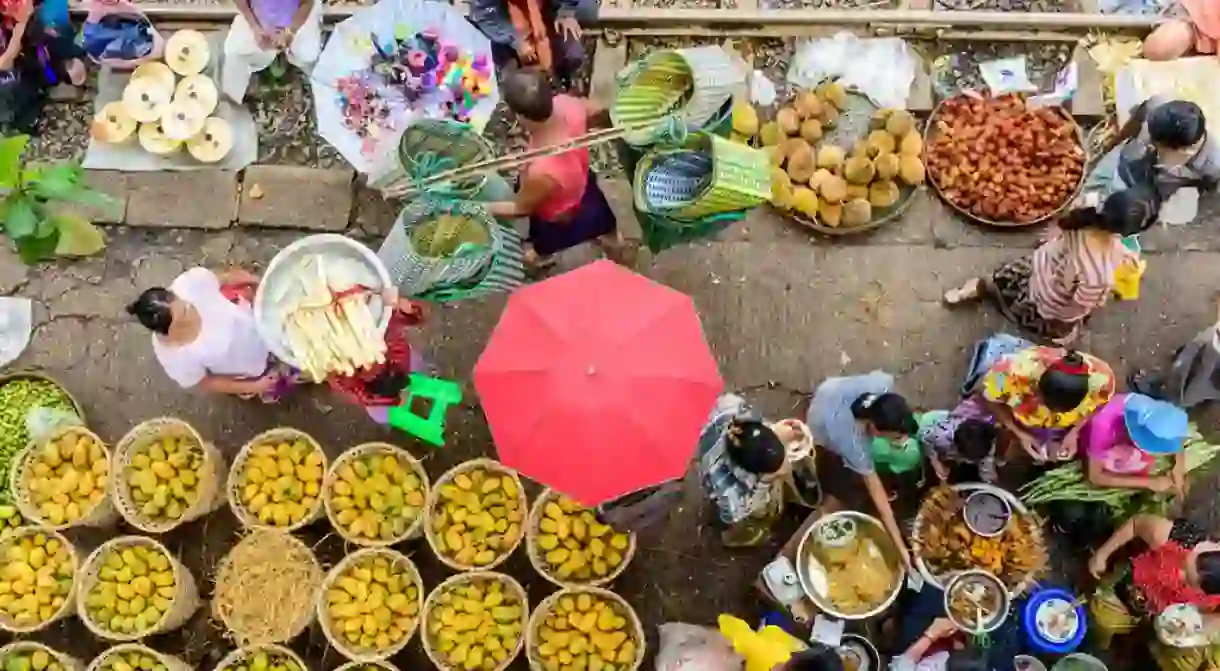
[1082,393,1189,494]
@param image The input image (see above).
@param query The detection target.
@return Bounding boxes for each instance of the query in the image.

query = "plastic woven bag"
[378,199,496,297]
[26,406,84,443]
[657,623,743,671]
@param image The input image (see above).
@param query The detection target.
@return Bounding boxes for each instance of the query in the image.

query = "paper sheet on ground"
[1114,56,1220,130]
[82,30,258,172]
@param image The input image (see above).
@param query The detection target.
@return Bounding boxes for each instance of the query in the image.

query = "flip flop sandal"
[943,278,983,306]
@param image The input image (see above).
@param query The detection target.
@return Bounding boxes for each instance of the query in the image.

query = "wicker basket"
[633,132,771,220]
[86,644,190,671]
[334,663,401,671]
[214,531,322,646]
[227,427,327,532]
[324,443,430,547]
[525,489,636,589]
[388,118,497,200]
[612,46,747,147]
[0,371,86,421]
[213,644,308,671]
[111,417,225,533]
[424,459,527,572]
[0,642,84,671]
[923,96,1087,228]
[0,527,79,633]
[416,223,526,304]
[77,535,200,641]
[317,548,424,662]
[420,572,528,671]
[10,425,118,530]
[524,587,645,671]
[378,200,499,298]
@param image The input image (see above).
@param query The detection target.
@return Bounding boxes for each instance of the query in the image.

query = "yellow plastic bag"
[717,614,804,671]
[1114,256,1146,301]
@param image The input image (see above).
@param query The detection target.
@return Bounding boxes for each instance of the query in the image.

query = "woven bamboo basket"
[421,572,528,671]
[379,199,499,299]
[633,132,771,220]
[227,427,327,532]
[334,662,401,671]
[86,644,190,671]
[10,425,118,530]
[0,371,86,421]
[76,535,200,641]
[392,118,497,200]
[424,459,527,572]
[612,46,746,147]
[111,417,224,533]
[213,644,308,671]
[0,642,84,671]
[923,95,1086,228]
[525,489,636,589]
[324,442,430,547]
[524,586,645,671]
[213,530,322,646]
[0,527,79,633]
[316,548,424,662]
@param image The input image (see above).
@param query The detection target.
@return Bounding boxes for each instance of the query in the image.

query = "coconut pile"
[90,30,233,164]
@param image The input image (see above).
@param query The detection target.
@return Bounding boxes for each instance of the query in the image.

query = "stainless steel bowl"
[964,489,1012,538]
[795,511,904,620]
[837,634,880,671]
[944,569,1011,634]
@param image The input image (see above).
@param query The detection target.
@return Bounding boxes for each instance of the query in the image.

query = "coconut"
[791,187,819,218]
[843,199,873,227]
[846,184,870,201]
[131,62,176,91]
[843,156,876,185]
[137,122,182,156]
[874,153,900,181]
[759,121,784,147]
[794,91,823,119]
[819,200,843,227]
[122,77,172,123]
[771,167,794,205]
[869,180,901,208]
[160,99,207,141]
[866,130,896,157]
[899,156,926,186]
[164,30,210,76]
[777,107,801,136]
[900,132,924,156]
[816,145,846,171]
[186,117,233,164]
[817,81,849,111]
[799,119,823,144]
[820,174,848,204]
[174,74,218,116]
[90,102,137,144]
[885,110,915,138]
[786,144,816,184]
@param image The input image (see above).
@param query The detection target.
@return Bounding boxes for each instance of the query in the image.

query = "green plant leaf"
[0,136,29,189]
[15,228,58,263]
[51,213,105,257]
[5,198,37,238]
[34,214,56,238]
[28,164,81,201]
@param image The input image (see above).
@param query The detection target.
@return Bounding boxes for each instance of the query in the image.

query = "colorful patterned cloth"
[981,346,1116,429]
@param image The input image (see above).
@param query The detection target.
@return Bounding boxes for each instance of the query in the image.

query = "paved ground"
[7,183,1220,666]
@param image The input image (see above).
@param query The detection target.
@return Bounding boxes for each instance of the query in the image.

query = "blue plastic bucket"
[1022,587,1087,655]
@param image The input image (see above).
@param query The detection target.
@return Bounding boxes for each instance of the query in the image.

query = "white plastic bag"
[979,56,1037,97]
[787,33,916,109]
[0,297,32,368]
[657,623,744,671]
[26,406,84,443]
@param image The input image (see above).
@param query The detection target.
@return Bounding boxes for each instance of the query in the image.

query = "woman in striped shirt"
[942,186,1153,344]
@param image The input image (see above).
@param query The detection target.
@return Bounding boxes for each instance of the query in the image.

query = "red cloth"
[1132,541,1220,614]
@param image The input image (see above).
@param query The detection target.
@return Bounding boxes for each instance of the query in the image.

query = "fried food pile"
[916,486,1046,589]
[811,532,897,615]
[926,93,1085,223]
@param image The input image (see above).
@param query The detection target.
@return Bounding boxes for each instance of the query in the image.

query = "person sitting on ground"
[484,67,628,272]
[0,0,86,134]
[1143,0,1220,62]
[470,0,595,86]
[807,370,916,568]
[1083,393,1190,495]
[917,397,1001,484]
[1130,291,1220,408]
[220,0,321,103]
[1091,97,1219,225]
[327,292,427,424]
[943,186,1151,344]
[127,266,295,400]
[696,393,809,548]
[978,346,1116,464]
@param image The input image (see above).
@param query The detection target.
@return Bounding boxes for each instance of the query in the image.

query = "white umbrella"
[311,0,499,175]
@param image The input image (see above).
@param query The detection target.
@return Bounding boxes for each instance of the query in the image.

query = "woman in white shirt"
[127,266,286,398]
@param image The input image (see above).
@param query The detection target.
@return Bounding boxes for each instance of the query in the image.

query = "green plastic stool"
[387,374,463,447]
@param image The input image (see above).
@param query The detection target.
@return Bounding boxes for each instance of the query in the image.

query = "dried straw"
[213,531,323,645]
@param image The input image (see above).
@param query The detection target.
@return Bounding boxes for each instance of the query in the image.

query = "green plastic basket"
[393,119,496,200]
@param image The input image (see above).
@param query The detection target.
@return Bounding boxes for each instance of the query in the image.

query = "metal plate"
[923,95,1087,228]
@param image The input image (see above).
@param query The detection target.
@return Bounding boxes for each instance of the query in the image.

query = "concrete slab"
[352,184,401,240]
[125,171,238,229]
[1070,44,1107,122]
[239,165,354,231]
[70,170,127,225]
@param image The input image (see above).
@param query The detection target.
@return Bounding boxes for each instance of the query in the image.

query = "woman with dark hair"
[695,393,809,547]
[0,0,86,133]
[943,186,1150,344]
[127,266,288,398]
[807,371,916,568]
[979,345,1116,463]
[483,67,627,272]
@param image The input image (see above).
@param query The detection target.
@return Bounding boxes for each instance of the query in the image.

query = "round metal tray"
[794,510,904,620]
[910,482,1046,598]
[923,95,1088,228]
[769,87,918,236]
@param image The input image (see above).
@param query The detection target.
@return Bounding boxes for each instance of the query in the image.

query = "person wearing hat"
[220,0,321,103]
[1083,393,1190,494]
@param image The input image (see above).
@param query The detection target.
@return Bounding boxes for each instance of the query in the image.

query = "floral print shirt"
[981,346,1115,429]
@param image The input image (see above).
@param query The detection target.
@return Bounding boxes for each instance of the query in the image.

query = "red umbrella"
[474,260,724,506]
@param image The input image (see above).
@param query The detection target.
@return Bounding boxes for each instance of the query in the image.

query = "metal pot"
[795,511,903,620]
[944,569,1011,635]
